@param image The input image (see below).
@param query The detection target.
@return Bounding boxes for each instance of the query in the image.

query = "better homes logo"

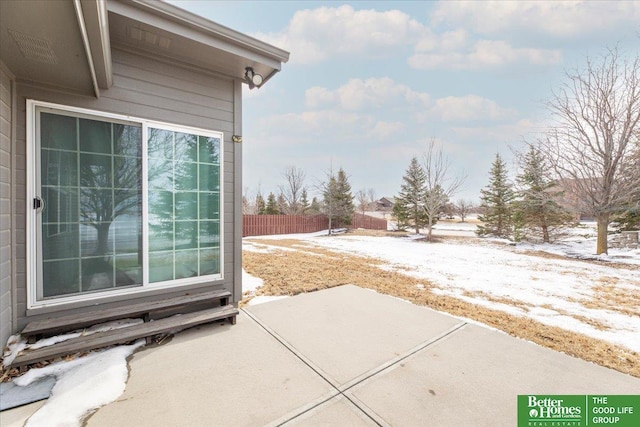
[519,395,585,426]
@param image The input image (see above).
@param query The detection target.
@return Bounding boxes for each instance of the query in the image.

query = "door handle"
[33,196,44,212]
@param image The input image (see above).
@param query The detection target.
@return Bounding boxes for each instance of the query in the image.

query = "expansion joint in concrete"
[241,307,467,426]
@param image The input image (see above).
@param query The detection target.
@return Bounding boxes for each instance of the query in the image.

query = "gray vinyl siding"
[13,48,240,329]
[1,63,14,347]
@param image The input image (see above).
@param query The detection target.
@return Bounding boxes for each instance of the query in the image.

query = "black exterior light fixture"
[244,67,263,89]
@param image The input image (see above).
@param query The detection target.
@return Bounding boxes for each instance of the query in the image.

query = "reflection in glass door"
[38,111,143,299]
[147,127,221,283]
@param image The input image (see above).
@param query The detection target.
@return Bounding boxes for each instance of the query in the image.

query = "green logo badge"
[518,395,640,427]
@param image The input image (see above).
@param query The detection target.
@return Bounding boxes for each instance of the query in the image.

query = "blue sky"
[168,1,640,202]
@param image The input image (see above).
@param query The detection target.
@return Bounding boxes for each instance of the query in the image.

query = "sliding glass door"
[32,102,223,305]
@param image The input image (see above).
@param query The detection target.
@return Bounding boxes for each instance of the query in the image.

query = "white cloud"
[409,39,561,70]
[369,121,404,139]
[253,5,427,64]
[431,1,640,39]
[305,77,430,111]
[420,95,517,123]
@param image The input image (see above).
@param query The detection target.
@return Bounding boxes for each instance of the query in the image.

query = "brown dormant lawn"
[243,231,640,378]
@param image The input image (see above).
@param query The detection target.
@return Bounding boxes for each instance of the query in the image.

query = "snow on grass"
[14,341,144,427]
[242,269,289,305]
[277,233,640,353]
[242,269,264,296]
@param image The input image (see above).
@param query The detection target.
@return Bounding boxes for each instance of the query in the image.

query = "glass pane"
[42,223,79,260]
[175,192,197,220]
[114,156,141,190]
[114,125,141,157]
[80,153,112,188]
[199,164,219,191]
[42,187,78,225]
[41,150,77,188]
[81,256,115,291]
[80,222,113,256]
[199,136,219,164]
[149,251,173,282]
[175,249,199,279]
[199,192,219,220]
[199,249,220,275]
[148,158,173,191]
[115,254,141,286]
[114,213,141,254]
[41,113,76,151]
[148,220,173,252]
[175,162,198,191]
[147,128,174,159]
[80,189,112,224]
[39,111,142,299]
[199,221,219,248]
[43,259,80,297]
[80,119,111,154]
[175,221,198,250]
[175,132,197,163]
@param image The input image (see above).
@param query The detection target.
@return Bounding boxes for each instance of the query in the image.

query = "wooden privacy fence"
[352,212,388,231]
[243,215,329,237]
[243,213,387,237]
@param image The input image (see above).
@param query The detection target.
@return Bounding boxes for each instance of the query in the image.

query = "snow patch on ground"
[13,341,144,427]
[255,231,640,353]
[242,269,264,296]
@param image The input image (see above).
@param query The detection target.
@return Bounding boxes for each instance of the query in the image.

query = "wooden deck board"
[9,305,238,368]
[21,289,231,337]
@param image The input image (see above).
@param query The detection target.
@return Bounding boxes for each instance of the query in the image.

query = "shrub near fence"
[242,213,387,237]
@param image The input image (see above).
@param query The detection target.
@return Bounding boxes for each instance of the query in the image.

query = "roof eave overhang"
[107,0,289,86]
[80,0,113,90]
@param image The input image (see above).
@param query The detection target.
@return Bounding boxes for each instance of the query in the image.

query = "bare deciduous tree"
[422,139,466,241]
[357,189,368,215]
[279,166,306,215]
[455,199,474,223]
[537,47,640,254]
[367,188,377,207]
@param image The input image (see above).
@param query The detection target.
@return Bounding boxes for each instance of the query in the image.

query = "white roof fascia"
[73,0,100,98]
[81,0,114,89]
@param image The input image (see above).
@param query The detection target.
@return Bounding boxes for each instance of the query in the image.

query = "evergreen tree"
[476,153,515,239]
[322,167,355,231]
[394,157,428,234]
[308,196,321,215]
[613,202,640,232]
[514,146,573,242]
[277,192,288,215]
[300,188,310,215]
[392,200,410,231]
[264,192,280,214]
[255,193,266,215]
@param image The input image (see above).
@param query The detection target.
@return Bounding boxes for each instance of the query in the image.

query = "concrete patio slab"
[245,285,463,386]
[0,400,44,427]
[348,322,640,426]
[86,313,334,427]
[3,285,639,427]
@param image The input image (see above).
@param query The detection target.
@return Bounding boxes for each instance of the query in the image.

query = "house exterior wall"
[12,48,241,330]
[1,61,15,347]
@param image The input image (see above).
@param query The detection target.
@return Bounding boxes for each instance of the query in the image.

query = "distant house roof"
[0,0,289,97]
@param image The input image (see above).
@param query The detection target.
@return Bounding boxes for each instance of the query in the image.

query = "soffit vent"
[127,26,171,49]
[8,29,58,65]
